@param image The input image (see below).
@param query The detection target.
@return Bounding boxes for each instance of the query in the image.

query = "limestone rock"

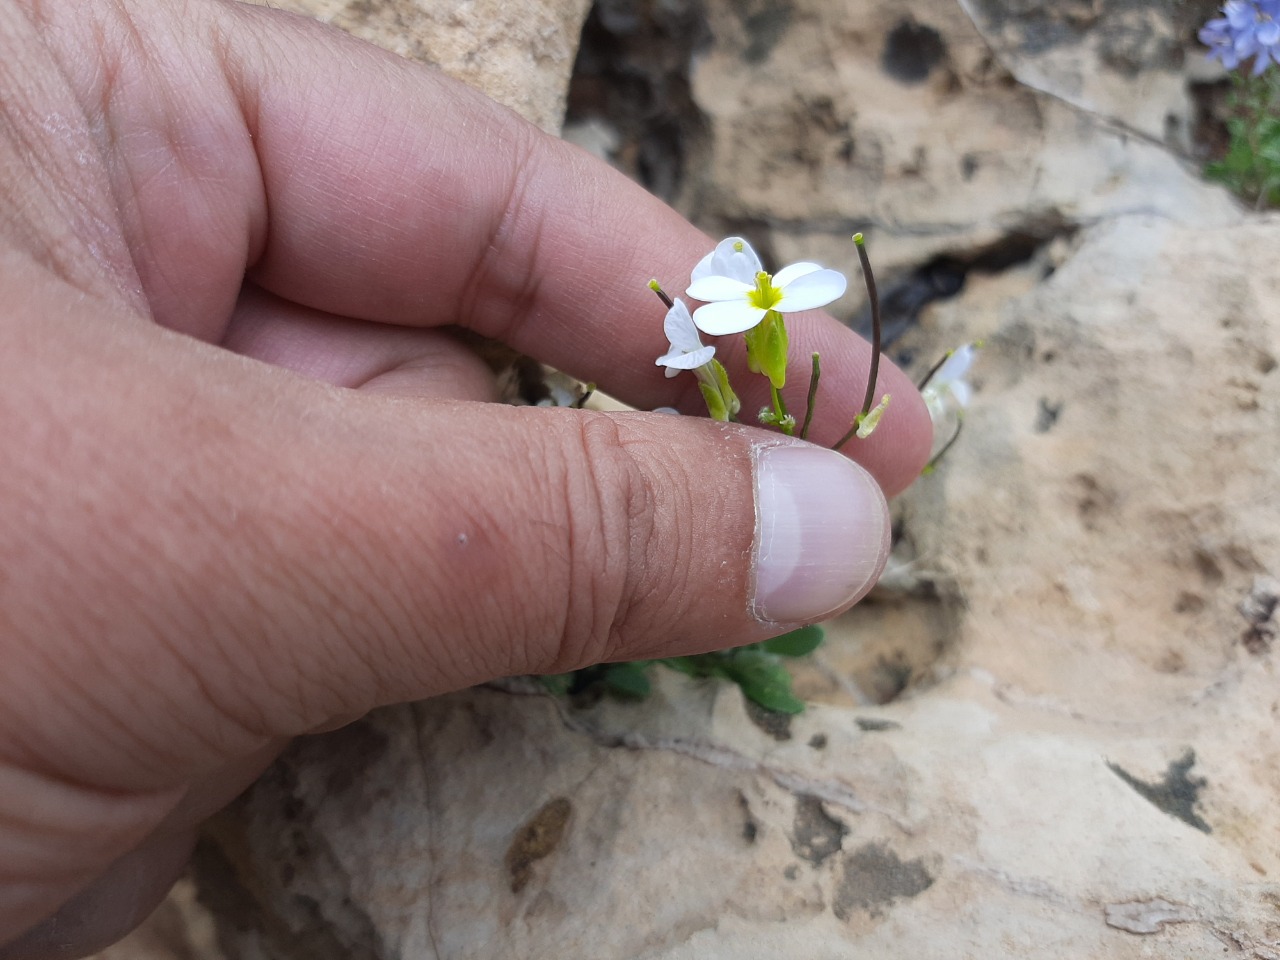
[197,212,1280,960]
[663,0,1242,296]
[955,0,1209,144]
[241,0,594,131]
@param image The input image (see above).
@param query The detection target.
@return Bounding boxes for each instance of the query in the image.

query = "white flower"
[691,236,763,285]
[655,298,715,377]
[921,344,976,424]
[686,237,848,336]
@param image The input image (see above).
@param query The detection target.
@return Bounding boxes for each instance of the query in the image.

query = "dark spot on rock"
[833,843,934,920]
[960,153,979,180]
[808,733,829,749]
[1108,750,1210,834]
[1240,577,1279,654]
[313,720,391,796]
[1071,473,1116,532]
[730,0,794,64]
[866,654,913,704]
[1173,591,1205,614]
[882,19,947,84]
[744,697,793,740]
[1034,397,1063,433]
[1192,548,1224,585]
[791,795,849,866]
[1257,351,1277,375]
[855,717,901,732]
[506,797,573,893]
[739,791,760,844]
[784,864,799,880]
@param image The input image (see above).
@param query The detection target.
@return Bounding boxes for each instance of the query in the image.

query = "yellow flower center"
[747,271,782,311]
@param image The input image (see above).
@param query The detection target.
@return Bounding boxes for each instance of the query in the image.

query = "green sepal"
[744,311,789,389]
[762,625,825,658]
[709,359,741,418]
[698,381,728,421]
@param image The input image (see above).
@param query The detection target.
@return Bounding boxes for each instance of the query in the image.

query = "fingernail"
[752,443,891,623]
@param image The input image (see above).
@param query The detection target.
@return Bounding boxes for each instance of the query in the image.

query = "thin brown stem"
[800,353,821,440]
[922,418,964,474]
[917,351,951,391]
[854,234,882,417]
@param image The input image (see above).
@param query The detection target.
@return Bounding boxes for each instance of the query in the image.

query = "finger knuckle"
[551,413,662,670]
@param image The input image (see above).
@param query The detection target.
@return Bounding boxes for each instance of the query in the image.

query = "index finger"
[93,0,935,493]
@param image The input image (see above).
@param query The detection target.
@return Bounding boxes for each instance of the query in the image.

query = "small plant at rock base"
[537,234,973,715]
[1200,1,1280,209]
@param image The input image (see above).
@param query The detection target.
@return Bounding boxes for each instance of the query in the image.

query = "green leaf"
[657,656,700,677]
[721,649,806,714]
[762,625,825,658]
[603,663,652,699]
[539,674,575,696]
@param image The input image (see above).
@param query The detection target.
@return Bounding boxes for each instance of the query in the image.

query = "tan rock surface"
[240,0,593,132]
[198,211,1280,960]
[676,0,1239,294]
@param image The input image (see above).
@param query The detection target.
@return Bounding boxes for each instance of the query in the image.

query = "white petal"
[774,269,847,312]
[687,276,753,303]
[690,250,717,283]
[691,236,762,284]
[656,344,715,370]
[662,300,703,352]
[692,300,767,335]
[772,261,823,287]
[948,379,971,408]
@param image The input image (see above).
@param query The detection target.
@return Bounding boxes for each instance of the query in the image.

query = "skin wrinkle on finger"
[0,3,148,311]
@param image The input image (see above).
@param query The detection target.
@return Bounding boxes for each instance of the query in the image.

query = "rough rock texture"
[241,0,593,132]
[120,0,1280,958]
[199,212,1280,959]
[567,0,1237,315]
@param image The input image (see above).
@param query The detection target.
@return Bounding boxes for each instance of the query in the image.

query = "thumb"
[4,310,890,798]
[0,267,891,946]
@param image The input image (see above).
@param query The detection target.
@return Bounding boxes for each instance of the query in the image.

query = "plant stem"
[833,419,859,450]
[922,418,964,474]
[770,383,792,434]
[917,350,951,391]
[854,234,882,417]
[648,278,675,308]
[800,352,821,440]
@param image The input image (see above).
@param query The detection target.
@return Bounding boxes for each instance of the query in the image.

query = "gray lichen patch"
[790,795,848,866]
[1108,750,1210,834]
[833,843,934,921]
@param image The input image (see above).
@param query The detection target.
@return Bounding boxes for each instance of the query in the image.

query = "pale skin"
[0,0,934,955]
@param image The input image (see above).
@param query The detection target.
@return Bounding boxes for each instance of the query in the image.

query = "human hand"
[0,0,932,954]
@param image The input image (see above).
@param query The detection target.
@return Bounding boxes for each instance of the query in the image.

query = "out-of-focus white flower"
[921,343,976,425]
[654,298,715,377]
[686,237,847,336]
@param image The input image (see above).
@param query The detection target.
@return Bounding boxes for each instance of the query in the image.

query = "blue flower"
[1200,0,1280,75]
